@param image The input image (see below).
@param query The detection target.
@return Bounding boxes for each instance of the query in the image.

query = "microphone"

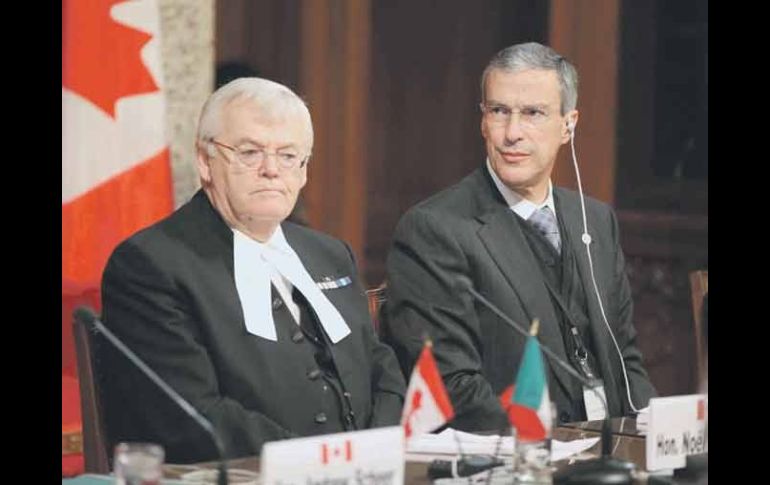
[427,454,503,480]
[74,306,229,485]
[426,426,505,480]
[458,282,636,485]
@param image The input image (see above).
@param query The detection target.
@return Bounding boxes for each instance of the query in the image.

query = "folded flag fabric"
[499,383,515,420]
[508,333,552,442]
[401,342,454,439]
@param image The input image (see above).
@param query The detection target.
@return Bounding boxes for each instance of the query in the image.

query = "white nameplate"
[583,382,607,421]
[645,394,708,471]
[261,426,404,485]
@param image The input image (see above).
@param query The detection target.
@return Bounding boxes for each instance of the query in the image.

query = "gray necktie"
[528,206,561,254]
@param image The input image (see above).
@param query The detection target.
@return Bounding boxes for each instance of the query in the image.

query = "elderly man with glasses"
[99,78,405,463]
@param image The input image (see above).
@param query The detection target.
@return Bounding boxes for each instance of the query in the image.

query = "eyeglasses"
[480,103,554,129]
[208,139,309,170]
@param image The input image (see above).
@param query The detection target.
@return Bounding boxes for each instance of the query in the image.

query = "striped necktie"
[528,206,561,254]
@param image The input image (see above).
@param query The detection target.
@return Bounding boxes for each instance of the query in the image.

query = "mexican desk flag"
[401,341,455,439]
[508,321,553,442]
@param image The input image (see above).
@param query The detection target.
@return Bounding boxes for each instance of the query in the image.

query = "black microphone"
[427,455,503,479]
[459,281,636,485]
[74,306,229,485]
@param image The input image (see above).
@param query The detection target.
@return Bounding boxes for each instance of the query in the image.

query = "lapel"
[281,223,328,282]
[186,190,246,324]
[189,189,236,252]
[470,169,576,399]
[554,188,621,414]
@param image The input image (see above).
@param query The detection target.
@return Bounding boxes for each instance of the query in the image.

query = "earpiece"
[568,118,641,414]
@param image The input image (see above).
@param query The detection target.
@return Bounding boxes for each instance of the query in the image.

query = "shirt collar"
[486,158,556,220]
[232,225,294,256]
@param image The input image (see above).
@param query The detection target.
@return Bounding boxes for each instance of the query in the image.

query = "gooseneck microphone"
[460,282,636,485]
[462,281,596,391]
[427,454,503,480]
[74,306,229,485]
[423,345,505,479]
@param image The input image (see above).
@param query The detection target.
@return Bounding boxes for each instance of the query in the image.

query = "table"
[162,419,651,484]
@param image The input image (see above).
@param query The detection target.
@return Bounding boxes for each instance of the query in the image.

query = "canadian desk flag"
[62,0,173,354]
[508,320,553,442]
[401,341,454,439]
[61,1,173,472]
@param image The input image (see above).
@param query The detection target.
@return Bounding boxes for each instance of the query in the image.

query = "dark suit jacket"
[383,167,656,432]
[100,190,405,462]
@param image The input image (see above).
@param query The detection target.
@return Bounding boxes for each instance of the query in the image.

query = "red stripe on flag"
[345,440,352,461]
[321,444,328,464]
[499,384,516,423]
[62,148,173,286]
[417,346,454,420]
[499,384,514,409]
[509,403,546,442]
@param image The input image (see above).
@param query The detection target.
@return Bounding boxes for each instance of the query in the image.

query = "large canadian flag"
[62,0,173,368]
[401,342,455,440]
[61,1,173,471]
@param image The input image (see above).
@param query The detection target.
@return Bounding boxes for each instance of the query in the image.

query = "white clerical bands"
[233,229,352,343]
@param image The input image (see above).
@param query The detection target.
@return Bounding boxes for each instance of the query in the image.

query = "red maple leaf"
[62,0,159,118]
[411,389,423,410]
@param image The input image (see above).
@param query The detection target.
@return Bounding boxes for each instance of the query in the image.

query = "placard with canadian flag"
[261,426,404,485]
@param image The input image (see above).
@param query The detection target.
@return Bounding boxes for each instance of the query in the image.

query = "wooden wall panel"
[365,0,549,284]
[300,0,369,267]
[216,0,301,90]
[549,0,620,204]
[619,211,708,396]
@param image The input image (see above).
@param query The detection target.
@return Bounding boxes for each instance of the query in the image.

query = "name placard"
[261,426,404,485]
[645,394,708,471]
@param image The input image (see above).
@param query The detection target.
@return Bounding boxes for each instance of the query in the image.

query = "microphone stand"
[464,286,635,485]
[75,307,229,485]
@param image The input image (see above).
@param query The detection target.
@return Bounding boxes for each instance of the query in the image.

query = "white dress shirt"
[486,158,557,220]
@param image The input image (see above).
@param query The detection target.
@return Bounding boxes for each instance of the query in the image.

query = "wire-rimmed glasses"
[480,103,555,130]
[209,139,309,170]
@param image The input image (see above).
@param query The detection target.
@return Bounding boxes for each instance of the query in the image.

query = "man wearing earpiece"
[382,42,656,431]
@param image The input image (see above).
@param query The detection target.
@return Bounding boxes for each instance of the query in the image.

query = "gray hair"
[197,77,313,153]
[481,42,578,114]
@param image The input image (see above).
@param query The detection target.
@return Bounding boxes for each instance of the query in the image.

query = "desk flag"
[401,342,454,439]
[508,332,552,442]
